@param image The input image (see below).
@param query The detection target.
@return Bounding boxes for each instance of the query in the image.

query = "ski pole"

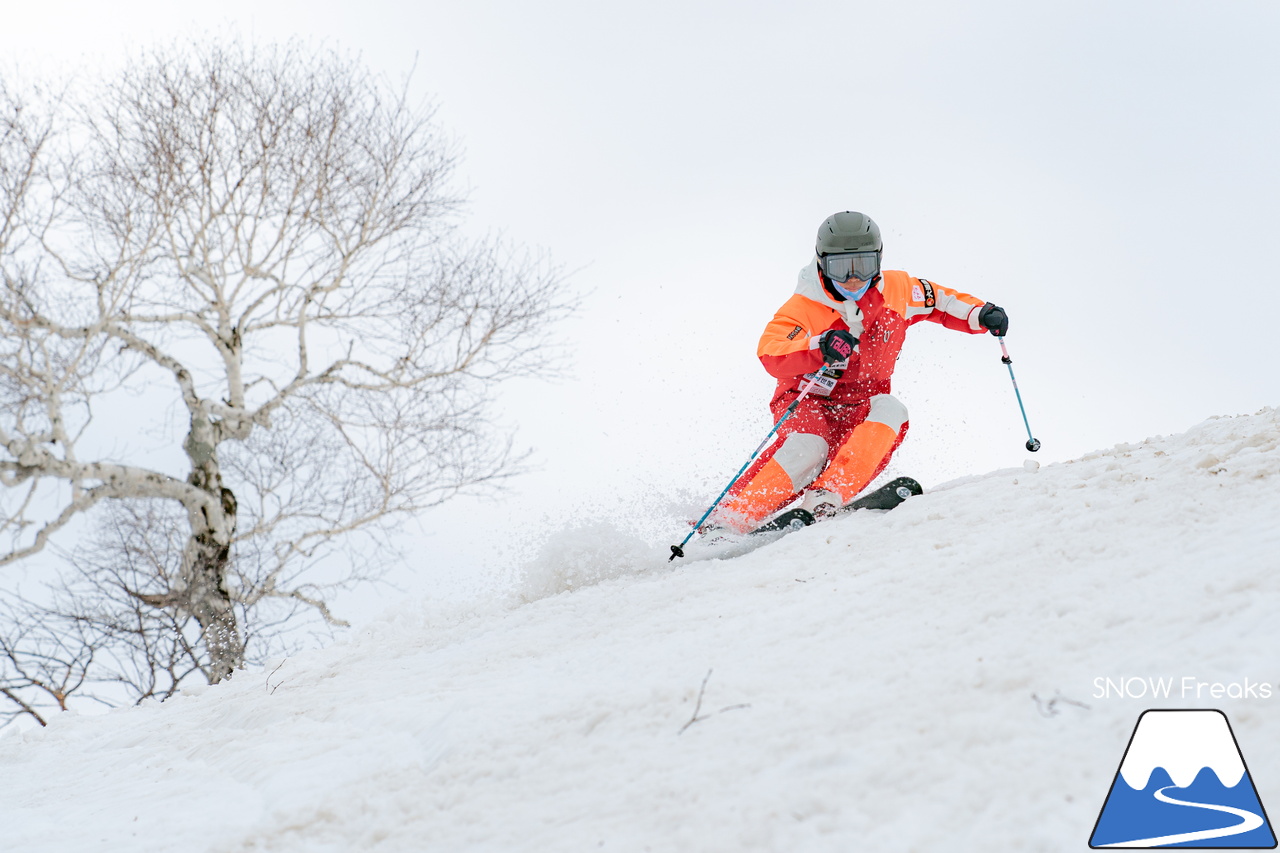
[997,336,1041,452]
[669,366,831,561]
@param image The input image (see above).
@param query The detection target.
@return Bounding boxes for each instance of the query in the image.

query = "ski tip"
[844,476,924,512]
[890,476,924,496]
[669,544,685,561]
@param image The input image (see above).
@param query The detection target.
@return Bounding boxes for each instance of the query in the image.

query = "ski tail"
[748,507,816,537]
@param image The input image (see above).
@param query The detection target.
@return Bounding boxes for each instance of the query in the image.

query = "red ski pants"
[714,392,909,531]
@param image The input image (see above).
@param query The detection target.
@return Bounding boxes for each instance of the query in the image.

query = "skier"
[708,211,1009,534]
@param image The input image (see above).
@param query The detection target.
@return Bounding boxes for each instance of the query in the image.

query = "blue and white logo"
[1090,709,1276,848]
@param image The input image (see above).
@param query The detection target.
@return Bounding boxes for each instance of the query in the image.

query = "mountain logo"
[1090,709,1276,848]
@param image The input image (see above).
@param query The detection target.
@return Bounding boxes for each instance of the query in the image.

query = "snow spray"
[669,366,832,561]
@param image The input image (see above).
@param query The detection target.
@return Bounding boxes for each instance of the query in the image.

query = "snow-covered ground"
[2,409,1279,852]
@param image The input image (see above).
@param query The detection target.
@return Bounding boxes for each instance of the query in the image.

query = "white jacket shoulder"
[795,258,841,310]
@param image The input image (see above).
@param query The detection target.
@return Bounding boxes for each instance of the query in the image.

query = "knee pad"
[867,394,908,434]
[772,433,830,491]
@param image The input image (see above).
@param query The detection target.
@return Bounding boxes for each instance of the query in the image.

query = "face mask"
[831,278,873,301]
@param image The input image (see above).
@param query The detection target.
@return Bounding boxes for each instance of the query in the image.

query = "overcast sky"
[5,1,1278,612]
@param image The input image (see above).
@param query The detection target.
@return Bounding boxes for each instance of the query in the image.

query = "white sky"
[4,1,1279,614]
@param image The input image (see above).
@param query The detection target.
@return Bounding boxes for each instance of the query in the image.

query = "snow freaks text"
[1093,677,1275,701]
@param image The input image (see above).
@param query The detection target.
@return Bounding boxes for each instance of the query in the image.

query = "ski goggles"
[820,251,881,284]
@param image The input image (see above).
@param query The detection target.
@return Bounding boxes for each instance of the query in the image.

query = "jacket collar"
[797,258,881,319]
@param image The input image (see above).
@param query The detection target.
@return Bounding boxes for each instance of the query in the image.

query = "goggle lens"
[821,251,880,284]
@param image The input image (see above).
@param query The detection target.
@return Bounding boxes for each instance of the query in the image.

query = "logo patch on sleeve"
[786,325,804,340]
[911,284,924,303]
[919,279,936,307]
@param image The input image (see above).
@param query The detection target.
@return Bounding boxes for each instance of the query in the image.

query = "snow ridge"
[1,408,1278,852]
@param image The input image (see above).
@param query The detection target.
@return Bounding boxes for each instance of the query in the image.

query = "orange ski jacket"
[757,261,988,405]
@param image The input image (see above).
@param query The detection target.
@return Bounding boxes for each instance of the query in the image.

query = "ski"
[840,476,923,512]
[749,476,924,537]
[672,477,925,561]
[750,507,816,536]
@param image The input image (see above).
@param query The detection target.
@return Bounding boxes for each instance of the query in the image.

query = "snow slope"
[2,409,1279,852]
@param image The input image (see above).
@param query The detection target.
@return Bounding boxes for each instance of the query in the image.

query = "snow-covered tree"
[0,40,564,722]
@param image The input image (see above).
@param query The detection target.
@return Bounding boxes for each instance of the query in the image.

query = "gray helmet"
[815,211,882,255]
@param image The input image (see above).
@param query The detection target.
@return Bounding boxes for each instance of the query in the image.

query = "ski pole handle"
[998,337,1041,452]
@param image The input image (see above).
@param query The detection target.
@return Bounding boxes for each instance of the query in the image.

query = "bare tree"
[0,39,566,720]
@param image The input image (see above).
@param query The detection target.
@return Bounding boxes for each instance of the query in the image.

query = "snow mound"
[515,520,667,601]
[2,408,1279,852]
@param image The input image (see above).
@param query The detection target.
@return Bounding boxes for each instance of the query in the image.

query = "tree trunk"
[180,508,242,683]
[182,413,242,683]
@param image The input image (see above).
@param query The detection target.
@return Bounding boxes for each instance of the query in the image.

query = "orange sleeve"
[880,270,987,334]
[755,294,841,379]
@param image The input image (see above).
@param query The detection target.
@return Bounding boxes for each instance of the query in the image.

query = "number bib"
[803,369,841,397]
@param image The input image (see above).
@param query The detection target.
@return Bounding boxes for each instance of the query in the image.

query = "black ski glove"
[816,329,858,364]
[978,302,1009,336]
